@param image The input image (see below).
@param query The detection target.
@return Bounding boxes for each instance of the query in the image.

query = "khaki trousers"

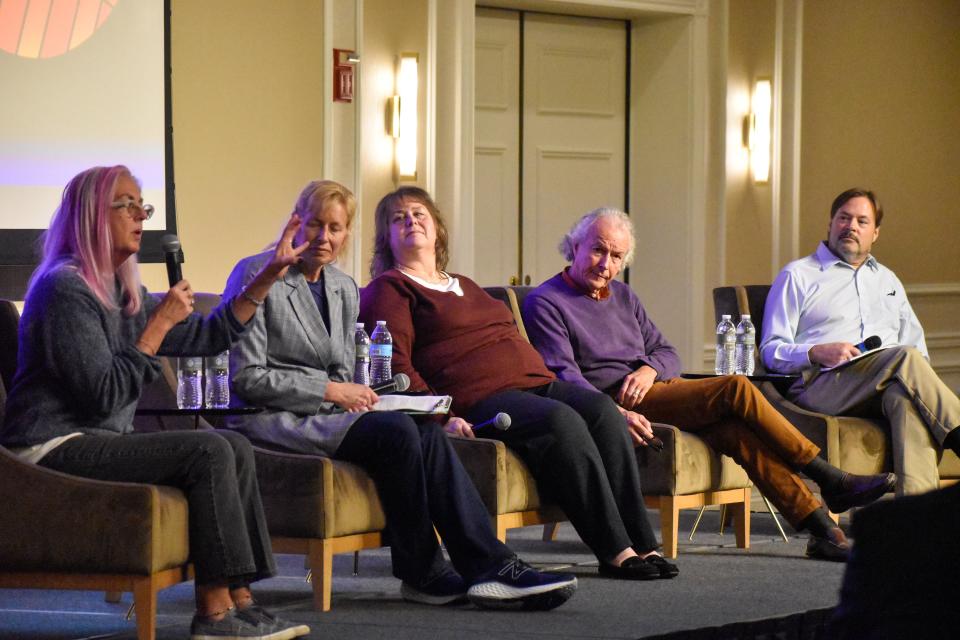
[638,376,821,528]
[790,346,960,496]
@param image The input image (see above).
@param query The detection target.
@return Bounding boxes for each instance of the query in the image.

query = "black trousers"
[465,380,659,561]
[335,412,513,584]
[40,430,276,586]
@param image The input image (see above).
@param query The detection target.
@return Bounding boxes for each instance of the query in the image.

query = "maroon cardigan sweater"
[358,270,555,415]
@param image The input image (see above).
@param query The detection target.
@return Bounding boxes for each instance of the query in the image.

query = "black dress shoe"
[645,555,679,579]
[822,472,897,513]
[598,556,660,580]
[806,527,850,562]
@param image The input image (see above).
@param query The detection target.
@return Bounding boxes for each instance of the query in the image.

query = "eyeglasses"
[111,199,155,220]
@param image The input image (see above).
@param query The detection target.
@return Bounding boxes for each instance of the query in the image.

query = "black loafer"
[645,555,679,579]
[598,556,660,580]
[822,472,897,513]
[806,527,850,562]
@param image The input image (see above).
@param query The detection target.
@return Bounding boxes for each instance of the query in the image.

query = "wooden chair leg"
[495,515,507,543]
[542,523,560,541]
[132,576,158,640]
[104,591,122,603]
[731,488,751,550]
[307,539,334,612]
[658,497,680,559]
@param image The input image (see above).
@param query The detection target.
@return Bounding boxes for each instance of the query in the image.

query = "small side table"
[135,406,263,430]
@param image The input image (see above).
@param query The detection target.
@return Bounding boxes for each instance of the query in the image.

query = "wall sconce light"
[742,78,771,183]
[391,52,418,181]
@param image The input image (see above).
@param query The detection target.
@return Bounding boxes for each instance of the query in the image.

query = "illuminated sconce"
[742,78,771,183]
[389,52,417,181]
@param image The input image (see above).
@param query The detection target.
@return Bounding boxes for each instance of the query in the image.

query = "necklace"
[395,264,448,284]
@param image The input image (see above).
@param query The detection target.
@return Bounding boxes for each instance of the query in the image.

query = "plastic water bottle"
[204,350,230,409]
[353,323,372,385]
[176,356,203,409]
[715,314,736,375]
[735,314,756,376]
[369,320,393,385]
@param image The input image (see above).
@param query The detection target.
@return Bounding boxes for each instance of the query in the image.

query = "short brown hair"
[370,187,450,278]
[830,188,883,226]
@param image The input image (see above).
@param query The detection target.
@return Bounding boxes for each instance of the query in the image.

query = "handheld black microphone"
[371,373,410,395]
[472,412,511,435]
[855,335,881,353]
[160,234,183,287]
[644,433,664,452]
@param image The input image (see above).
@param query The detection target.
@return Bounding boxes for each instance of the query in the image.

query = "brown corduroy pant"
[636,375,822,528]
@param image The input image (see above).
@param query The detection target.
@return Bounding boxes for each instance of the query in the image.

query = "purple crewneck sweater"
[523,273,682,392]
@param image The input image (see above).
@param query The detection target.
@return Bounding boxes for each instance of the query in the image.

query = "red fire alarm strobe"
[334,49,355,103]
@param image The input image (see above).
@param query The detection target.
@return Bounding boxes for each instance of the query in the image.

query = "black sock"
[799,508,836,538]
[801,455,846,493]
[944,427,960,457]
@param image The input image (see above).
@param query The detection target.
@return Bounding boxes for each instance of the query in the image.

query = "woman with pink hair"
[0,165,309,640]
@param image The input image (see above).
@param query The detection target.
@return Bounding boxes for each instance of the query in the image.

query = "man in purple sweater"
[523,207,896,561]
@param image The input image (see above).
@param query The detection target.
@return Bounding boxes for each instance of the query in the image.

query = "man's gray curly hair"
[558,207,635,265]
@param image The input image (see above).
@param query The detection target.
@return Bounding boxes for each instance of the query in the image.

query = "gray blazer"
[222,252,363,455]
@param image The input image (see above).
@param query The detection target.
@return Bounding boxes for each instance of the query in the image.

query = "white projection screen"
[0,0,174,295]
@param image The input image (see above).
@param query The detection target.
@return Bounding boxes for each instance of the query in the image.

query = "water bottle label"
[370,344,393,358]
[181,357,202,373]
[717,332,735,345]
[741,333,755,345]
[356,344,370,358]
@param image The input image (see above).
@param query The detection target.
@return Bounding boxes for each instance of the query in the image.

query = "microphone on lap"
[472,412,511,435]
[371,373,411,395]
[160,234,183,287]
[855,335,882,353]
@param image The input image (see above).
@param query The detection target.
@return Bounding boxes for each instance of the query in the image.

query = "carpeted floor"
[0,509,848,639]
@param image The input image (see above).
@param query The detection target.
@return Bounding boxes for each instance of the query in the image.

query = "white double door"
[474,9,627,287]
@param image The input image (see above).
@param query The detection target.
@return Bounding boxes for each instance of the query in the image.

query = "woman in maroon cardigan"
[359,187,677,581]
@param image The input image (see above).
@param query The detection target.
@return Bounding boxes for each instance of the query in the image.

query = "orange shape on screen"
[0,0,117,59]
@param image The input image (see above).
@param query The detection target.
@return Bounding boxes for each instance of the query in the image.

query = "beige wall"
[801,0,960,285]
[142,0,326,295]
[724,0,775,288]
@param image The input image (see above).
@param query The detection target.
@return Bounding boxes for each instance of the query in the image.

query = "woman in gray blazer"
[222,180,576,611]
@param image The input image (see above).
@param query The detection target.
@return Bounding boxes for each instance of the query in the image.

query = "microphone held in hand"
[472,412,511,435]
[160,234,183,287]
[644,433,664,452]
[855,335,882,353]
[370,372,410,395]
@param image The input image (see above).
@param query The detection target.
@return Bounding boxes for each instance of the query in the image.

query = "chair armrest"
[0,446,188,574]
[253,446,385,539]
[448,436,506,516]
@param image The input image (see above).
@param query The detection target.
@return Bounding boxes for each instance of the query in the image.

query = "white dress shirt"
[760,242,927,373]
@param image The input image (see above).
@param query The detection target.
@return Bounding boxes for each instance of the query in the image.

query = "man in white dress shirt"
[761,188,960,495]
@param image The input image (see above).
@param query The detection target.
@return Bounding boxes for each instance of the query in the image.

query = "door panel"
[474,8,520,286]
[523,14,626,285]
[474,11,626,287]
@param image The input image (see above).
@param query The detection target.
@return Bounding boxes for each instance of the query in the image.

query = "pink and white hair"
[29,165,143,315]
